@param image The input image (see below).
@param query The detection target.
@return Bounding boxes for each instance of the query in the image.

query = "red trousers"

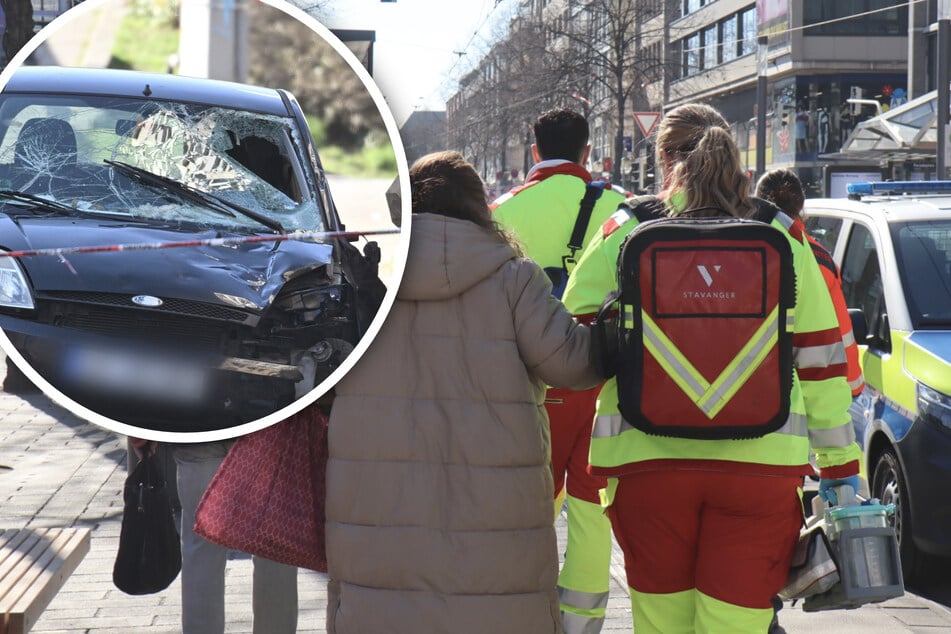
[608,469,803,608]
[546,385,605,504]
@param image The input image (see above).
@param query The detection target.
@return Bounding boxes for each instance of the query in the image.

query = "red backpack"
[596,197,796,440]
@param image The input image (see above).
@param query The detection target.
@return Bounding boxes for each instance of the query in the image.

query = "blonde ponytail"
[656,104,753,218]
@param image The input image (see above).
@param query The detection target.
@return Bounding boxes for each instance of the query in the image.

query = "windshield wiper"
[0,189,83,217]
[105,160,285,234]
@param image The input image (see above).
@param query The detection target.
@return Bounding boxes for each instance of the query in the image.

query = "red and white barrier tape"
[0,228,401,259]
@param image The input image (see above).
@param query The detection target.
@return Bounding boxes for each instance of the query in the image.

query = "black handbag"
[113,452,182,595]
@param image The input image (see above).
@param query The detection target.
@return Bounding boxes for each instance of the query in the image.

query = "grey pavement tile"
[3,379,951,633]
[886,606,951,627]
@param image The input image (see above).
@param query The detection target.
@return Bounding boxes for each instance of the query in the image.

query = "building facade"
[447,0,943,196]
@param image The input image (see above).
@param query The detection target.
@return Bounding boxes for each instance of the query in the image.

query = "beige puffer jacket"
[325,213,599,634]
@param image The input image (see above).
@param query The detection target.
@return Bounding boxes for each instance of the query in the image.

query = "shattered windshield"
[0,94,322,232]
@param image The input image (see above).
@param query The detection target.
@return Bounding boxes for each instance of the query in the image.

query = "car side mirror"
[849,308,868,343]
[874,313,891,353]
[363,241,380,267]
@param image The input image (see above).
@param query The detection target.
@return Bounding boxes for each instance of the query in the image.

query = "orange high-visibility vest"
[799,222,865,396]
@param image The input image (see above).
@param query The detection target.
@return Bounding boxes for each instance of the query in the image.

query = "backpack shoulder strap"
[567,180,607,254]
[749,197,782,224]
[602,195,665,238]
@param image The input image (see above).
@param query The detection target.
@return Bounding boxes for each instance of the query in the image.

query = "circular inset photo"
[0,0,410,441]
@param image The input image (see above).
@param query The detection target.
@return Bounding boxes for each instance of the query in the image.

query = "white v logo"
[697,265,720,287]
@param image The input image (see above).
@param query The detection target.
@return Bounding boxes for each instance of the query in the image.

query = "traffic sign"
[633,112,661,138]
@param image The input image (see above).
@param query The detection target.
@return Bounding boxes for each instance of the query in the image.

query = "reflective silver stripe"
[774,412,808,438]
[774,211,794,230]
[562,610,606,634]
[809,422,856,448]
[849,375,865,391]
[697,316,778,417]
[794,341,846,368]
[643,319,707,399]
[558,586,609,611]
[786,311,796,330]
[592,413,630,438]
[842,330,856,347]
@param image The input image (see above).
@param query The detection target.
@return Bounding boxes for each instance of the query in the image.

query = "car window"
[841,223,886,342]
[803,215,843,255]
[893,221,951,328]
[0,95,321,233]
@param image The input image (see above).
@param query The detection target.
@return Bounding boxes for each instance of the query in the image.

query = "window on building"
[702,24,719,68]
[683,0,703,18]
[721,15,739,63]
[685,32,701,76]
[803,0,907,36]
[739,7,757,56]
[671,40,683,80]
[644,0,662,17]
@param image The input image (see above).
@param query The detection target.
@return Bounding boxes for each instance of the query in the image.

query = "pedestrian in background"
[756,168,865,397]
[491,108,625,633]
[130,438,298,634]
[325,150,601,633]
[562,103,862,633]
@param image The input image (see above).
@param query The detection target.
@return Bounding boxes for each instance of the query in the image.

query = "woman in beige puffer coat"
[325,151,601,634]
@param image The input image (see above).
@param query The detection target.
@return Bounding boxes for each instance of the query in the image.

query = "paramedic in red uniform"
[562,103,862,633]
[492,108,628,633]
[756,168,865,397]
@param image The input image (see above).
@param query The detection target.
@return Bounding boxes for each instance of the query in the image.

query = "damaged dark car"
[0,66,386,433]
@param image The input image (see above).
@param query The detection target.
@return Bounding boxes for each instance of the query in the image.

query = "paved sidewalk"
[2,357,951,632]
[29,1,128,68]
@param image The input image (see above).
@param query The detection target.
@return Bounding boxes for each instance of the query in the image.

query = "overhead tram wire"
[418,0,518,111]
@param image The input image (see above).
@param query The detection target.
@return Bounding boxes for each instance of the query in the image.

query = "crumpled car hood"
[0,215,334,311]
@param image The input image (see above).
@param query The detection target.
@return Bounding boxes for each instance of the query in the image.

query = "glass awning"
[827,91,938,160]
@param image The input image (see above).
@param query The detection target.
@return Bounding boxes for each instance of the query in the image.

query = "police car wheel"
[871,448,920,583]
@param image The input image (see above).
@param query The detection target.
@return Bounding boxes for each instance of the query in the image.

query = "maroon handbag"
[194,405,329,572]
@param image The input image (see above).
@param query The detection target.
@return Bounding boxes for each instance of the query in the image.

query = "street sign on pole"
[633,112,661,138]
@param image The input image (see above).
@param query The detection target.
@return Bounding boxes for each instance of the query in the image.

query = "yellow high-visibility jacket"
[562,197,862,483]
[492,160,628,272]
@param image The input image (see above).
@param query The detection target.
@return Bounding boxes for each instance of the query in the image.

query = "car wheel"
[871,448,920,583]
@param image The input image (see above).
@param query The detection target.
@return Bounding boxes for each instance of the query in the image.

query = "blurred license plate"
[62,346,207,404]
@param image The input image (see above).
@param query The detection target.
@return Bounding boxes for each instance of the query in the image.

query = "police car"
[803,181,951,582]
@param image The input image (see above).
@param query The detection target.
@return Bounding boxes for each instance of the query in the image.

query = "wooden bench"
[0,527,90,634]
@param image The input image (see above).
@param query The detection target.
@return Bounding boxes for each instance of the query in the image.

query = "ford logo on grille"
[132,295,163,307]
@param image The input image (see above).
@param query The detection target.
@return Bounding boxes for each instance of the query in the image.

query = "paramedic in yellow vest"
[562,103,862,634]
[756,168,866,398]
[492,108,628,634]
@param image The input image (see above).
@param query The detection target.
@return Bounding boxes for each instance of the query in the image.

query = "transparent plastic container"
[827,504,890,541]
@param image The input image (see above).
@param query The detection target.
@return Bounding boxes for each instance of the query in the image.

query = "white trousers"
[174,441,299,634]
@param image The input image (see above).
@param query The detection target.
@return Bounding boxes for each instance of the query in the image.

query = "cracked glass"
[0,94,322,232]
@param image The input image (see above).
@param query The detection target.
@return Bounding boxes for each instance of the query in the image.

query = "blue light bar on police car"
[847,181,951,196]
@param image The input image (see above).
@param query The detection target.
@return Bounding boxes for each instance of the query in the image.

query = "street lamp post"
[938,0,951,178]
[756,36,768,179]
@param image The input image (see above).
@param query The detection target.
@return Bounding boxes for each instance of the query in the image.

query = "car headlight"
[917,382,951,430]
[0,255,34,309]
